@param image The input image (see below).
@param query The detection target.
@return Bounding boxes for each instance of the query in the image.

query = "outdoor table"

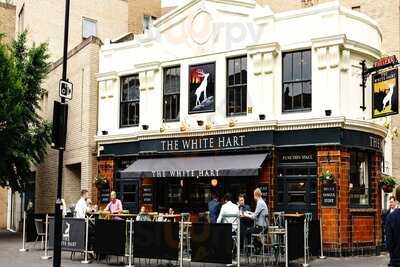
[159,214,181,222]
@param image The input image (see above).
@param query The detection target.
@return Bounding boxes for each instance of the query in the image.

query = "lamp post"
[52,0,70,266]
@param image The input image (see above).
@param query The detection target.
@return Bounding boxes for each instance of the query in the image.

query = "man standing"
[75,189,89,218]
[386,187,400,267]
[208,191,221,224]
[244,188,268,248]
[217,193,240,232]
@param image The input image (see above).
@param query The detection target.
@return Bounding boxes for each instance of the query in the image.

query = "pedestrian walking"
[386,187,400,267]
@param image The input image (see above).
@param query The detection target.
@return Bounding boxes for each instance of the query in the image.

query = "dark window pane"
[228,60,234,85]
[283,53,292,82]
[234,59,241,84]
[303,81,312,109]
[163,66,180,121]
[283,83,292,110]
[120,74,140,127]
[241,85,247,113]
[302,50,311,80]
[293,82,302,109]
[241,57,247,84]
[293,52,302,81]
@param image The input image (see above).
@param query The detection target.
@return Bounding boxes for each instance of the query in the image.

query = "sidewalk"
[0,230,391,267]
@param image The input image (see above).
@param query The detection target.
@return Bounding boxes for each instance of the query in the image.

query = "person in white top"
[75,189,89,219]
[217,193,240,232]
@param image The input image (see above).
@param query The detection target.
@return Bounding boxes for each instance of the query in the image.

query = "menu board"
[142,185,153,204]
[321,184,336,206]
[260,186,268,200]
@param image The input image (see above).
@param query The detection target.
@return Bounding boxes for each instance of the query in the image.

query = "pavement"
[0,230,391,267]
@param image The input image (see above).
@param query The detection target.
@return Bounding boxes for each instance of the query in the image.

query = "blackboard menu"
[100,185,110,204]
[321,183,336,206]
[142,185,153,204]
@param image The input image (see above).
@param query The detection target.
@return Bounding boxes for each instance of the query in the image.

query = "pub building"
[96,0,389,254]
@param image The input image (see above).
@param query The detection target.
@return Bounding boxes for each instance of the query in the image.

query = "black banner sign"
[190,223,233,264]
[99,184,110,204]
[322,183,337,206]
[372,68,399,118]
[48,218,86,252]
[134,222,179,260]
[189,62,216,114]
[94,219,126,256]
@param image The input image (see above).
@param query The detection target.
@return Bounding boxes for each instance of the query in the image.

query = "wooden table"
[158,214,181,222]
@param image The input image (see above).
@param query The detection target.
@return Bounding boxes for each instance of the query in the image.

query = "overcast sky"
[161,0,188,7]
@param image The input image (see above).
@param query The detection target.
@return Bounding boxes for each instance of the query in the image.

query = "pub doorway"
[276,150,317,218]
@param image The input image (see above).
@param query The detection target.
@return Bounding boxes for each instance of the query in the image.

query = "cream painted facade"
[97,1,386,145]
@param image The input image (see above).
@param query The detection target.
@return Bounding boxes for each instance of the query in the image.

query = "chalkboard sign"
[322,183,336,206]
[100,184,110,204]
[142,185,153,204]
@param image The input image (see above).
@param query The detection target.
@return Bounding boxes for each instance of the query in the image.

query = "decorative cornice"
[134,61,161,72]
[247,42,280,55]
[96,71,118,82]
[96,117,387,145]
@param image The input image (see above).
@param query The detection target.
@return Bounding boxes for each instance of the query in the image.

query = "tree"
[0,31,51,192]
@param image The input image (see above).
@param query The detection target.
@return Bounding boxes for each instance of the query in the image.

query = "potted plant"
[380,175,397,193]
[319,170,335,184]
[95,176,108,188]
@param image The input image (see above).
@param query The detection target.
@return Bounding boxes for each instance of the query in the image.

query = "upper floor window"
[227,56,247,116]
[350,151,370,207]
[282,50,312,112]
[120,75,140,127]
[163,66,180,122]
[82,17,97,39]
[143,15,156,32]
[18,5,24,33]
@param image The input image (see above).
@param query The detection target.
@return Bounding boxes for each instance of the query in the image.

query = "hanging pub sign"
[372,68,399,118]
[188,62,215,113]
[373,55,398,68]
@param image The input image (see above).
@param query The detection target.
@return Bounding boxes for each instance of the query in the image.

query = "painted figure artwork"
[372,68,398,118]
[189,63,215,113]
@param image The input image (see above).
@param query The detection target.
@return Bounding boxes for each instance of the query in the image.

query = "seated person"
[217,193,240,233]
[168,208,175,215]
[104,191,123,214]
[136,206,150,221]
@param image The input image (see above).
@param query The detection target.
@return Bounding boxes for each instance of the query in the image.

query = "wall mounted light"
[259,114,266,120]
[211,179,218,187]
[142,125,149,130]
[101,130,108,135]
[325,110,332,116]
[197,120,204,126]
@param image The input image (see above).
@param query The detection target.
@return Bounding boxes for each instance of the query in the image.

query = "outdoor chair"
[34,218,46,250]
[247,214,273,266]
[180,213,191,257]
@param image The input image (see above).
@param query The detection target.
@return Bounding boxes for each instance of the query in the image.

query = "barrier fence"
[20,213,325,266]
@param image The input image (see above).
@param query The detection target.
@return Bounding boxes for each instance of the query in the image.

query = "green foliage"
[0,31,51,192]
[381,175,397,187]
[319,170,335,183]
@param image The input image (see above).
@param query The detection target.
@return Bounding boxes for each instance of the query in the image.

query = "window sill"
[227,112,247,117]
[282,108,312,114]
[163,119,180,123]
[349,208,375,213]
[119,124,139,128]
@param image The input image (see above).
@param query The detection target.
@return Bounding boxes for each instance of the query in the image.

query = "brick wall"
[258,153,276,212]
[34,38,102,213]
[0,3,15,44]
[128,0,161,34]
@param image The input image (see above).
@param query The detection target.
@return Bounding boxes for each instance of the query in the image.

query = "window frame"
[119,74,140,128]
[349,151,372,208]
[226,55,248,117]
[162,65,181,123]
[18,4,24,34]
[82,17,97,39]
[281,49,312,113]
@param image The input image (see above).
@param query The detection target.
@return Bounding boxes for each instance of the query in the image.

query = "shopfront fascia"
[97,126,384,253]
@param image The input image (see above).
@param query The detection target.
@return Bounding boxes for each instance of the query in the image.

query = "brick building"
[96,0,389,254]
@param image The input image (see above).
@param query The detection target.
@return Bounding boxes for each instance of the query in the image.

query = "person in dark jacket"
[386,187,400,267]
[208,191,221,224]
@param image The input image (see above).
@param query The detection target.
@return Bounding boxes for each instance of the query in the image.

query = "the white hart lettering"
[151,169,220,178]
[160,135,245,151]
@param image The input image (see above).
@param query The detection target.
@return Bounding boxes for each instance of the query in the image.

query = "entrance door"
[117,180,139,213]
[277,163,317,217]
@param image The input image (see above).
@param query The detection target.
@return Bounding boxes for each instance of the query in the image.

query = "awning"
[120,153,270,178]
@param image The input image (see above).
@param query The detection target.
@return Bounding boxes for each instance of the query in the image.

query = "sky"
[161,0,188,7]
